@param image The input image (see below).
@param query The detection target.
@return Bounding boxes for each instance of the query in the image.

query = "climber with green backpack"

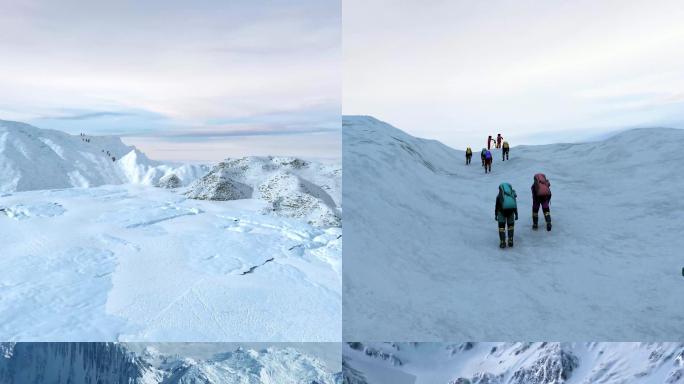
[495,182,518,248]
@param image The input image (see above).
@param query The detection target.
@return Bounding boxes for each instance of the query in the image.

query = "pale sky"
[344,0,684,148]
[0,0,340,162]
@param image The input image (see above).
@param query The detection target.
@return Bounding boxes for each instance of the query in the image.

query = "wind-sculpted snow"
[0,343,342,384]
[2,201,66,219]
[186,156,342,227]
[343,342,684,384]
[0,184,341,341]
[0,119,208,192]
[343,115,684,341]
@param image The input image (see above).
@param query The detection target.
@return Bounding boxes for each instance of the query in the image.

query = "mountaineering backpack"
[499,183,517,209]
[485,150,492,160]
[466,147,472,155]
[534,173,551,197]
[503,141,509,149]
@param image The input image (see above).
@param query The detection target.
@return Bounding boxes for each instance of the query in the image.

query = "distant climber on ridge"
[465,147,472,165]
[531,173,552,231]
[495,182,518,248]
[484,149,492,173]
[502,141,510,161]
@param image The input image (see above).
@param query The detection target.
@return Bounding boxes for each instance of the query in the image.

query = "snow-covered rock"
[343,359,370,384]
[342,115,684,341]
[0,119,208,192]
[157,173,182,189]
[0,342,160,384]
[0,343,342,384]
[185,166,253,200]
[186,156,342,227]
[344,342,684,384]
[156,347,340,384]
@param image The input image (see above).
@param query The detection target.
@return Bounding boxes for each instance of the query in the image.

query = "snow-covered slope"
[186,157,342,227]
[0,343,342,384]
[343,342,684,384]
[0,119,208,192]
[0,185,341,341]
[343,115,684,341]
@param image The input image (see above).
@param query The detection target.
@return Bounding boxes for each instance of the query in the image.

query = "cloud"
[146,127,339,140]
[0,0,341,161]
[123,130,341,163]
[42,111,134,120]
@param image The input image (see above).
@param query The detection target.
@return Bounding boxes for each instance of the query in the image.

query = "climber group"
[494,173,552,248]
[465,138,510,173]
[81,133,116,162]
[465,135,553,248]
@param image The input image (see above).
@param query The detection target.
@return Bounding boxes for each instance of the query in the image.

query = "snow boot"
[508,238,514,247]
[532,213,539,230]
[507,225,514,247]
[499,228,506,248]
[544,209,552,231]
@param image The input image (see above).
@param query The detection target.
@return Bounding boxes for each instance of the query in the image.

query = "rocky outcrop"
[258,171,341,227]
[157,173,182,189]
[186,156,341,227]
[185,168,253,200]
[510,345,578,384]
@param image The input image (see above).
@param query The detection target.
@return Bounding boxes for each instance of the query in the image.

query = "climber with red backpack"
[531,173,552,231]
[495,182,518,248]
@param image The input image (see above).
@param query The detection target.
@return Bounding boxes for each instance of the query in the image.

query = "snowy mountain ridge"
[0,119,208,192]
[0,343,342,384]
[343,342,684,384]
[343,115,684,341]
